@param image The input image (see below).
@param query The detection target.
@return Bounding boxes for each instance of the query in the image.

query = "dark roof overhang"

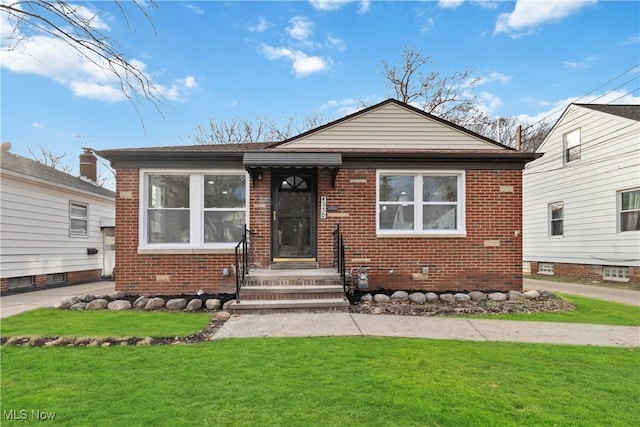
[243,152,342,187]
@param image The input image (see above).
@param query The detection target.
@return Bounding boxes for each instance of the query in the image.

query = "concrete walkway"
[0,281,115,319]
[213,312,640,348]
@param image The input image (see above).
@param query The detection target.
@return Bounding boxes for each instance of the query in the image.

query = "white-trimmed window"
[549,202,563,236]
[619,188,640,232]
[377,171,465,235]
[69,202,88,236]
[538,263,554,275]
[141,171,248,248]
[564,128,581,163]
[603,266,630,282]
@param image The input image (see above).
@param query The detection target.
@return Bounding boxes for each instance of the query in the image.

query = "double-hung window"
[549,202,564,236]
[564,128,581,163]
[619,188,640,232]
[377,171,465,235]
[142,171,248,249]
[69,202,88,236]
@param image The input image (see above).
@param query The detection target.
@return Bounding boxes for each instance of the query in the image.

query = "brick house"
[98,99,540,305]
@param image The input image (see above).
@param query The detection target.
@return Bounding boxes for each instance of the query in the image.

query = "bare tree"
[378,46,492,131]
[1,1,163,113]
[28,145,73,173]
[189,112,326,145]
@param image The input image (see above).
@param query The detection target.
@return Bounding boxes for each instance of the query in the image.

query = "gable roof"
[0,149,115,199]
[273,99,511,151]
[574,104,640,122]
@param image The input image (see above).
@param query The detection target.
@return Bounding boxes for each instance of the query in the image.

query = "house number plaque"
[320,196,327,219]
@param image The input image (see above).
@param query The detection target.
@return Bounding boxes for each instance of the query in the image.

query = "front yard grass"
[1,338,638,426]
[466,294,640,326]
[0,308,211,338]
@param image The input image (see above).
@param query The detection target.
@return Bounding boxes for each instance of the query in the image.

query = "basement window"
[603,266,629,282]
[8,276,34,290]
[47,273,67,285]
[537,263,554,275]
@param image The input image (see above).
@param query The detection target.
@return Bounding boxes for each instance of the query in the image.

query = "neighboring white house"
[523,104,640,284]
[0,144,115,294]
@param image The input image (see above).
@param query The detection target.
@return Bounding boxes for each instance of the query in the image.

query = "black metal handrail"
[235,225,250,303]
[333,224,346,293]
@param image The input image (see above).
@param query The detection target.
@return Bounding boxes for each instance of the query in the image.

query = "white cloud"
[31,122,43,129]
[0,4,196,104]
[259,44,332,77]
[248,17,272,33]
[495,0,596,37]
[477,72,511,86]
[421,18,435,33]
[286,16,315,47]
[309,0,370,14]
[326,33,346,51]
[58,3,111,31]
[438,0,464,9]
[321,95,381,117]
[559,55,598,69]
[518,91,640,125]
[185,4,204,15]
[225,99,239,108]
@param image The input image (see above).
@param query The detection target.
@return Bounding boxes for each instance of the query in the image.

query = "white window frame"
[618,188,640,233]
[563,128,581,164]
[69,201,89,237]
[537,263,554,275]
[549,202,564,237]
[376,170,466,237]
[603,266,630,282]
[139,169,249,251]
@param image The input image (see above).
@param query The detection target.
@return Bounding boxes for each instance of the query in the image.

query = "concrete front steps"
[227,268,350,314]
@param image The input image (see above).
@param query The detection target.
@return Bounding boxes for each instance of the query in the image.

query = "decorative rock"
[439,293,455,304]
[539,289,555,298]
[488,292,507,302]
[469,291,487,302]
[508,290,525,301]
[425,292,439,303]
[205,299,222,310]
[186,299,203,311]
[222,300,233,310]
[133,296,150,309]
[81,294,96,303]
[108,300,132,311]
[111,291,126,300]
[523,290,541,300]
[165,298,188,310]
[454,293,471,303]
[85,299,108,310]
[54,297,74,309]
[373,294,391,303]
[70,302,87,311]
[214,311,231,321]
[144,297,165,310]
[390,291,409,302]
[408,292,426,304]
[137,337,153,346]
[360,293,373,302]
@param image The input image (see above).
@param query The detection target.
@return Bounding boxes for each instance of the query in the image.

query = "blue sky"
[1,0,639,180]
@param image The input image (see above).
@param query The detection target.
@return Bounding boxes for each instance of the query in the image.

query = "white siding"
[0,173,115,278]
[277,102,504,150]
[523,105,640,267]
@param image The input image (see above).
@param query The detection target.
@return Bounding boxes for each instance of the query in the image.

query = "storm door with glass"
[271,170,316,261]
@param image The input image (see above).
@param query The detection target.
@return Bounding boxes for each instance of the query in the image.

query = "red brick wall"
[529,261,640,284]
[114,167,524,295]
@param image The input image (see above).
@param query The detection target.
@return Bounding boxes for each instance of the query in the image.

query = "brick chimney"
[79,147,97,182]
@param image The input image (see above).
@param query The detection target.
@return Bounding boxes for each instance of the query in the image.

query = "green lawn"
[467,294,640,326]
[0,309,211,338]
[1,338,638,426]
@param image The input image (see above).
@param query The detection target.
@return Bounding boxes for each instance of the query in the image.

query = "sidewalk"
[213,312,640,348]
[0,281,115,319]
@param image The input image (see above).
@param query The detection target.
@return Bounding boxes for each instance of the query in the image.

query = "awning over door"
[243,152,342,187]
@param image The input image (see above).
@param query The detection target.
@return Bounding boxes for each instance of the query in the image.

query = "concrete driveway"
[0,281,115,319]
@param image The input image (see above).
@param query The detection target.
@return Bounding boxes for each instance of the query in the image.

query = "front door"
[271,170,316,261]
